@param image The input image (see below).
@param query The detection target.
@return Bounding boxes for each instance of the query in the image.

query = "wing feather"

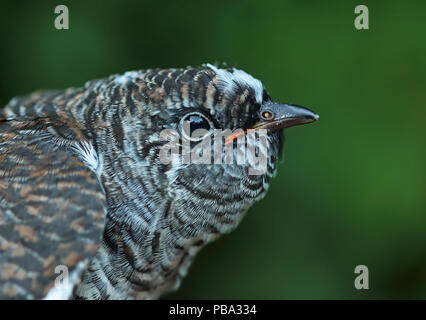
[0,118,106,299]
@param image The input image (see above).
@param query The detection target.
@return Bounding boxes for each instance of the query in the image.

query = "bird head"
[81,64,318,236]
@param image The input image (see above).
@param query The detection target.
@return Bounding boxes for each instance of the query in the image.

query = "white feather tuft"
[206,64,264,103]
[43,261,87,300]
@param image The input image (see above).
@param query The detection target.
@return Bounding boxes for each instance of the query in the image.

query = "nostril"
[261,110,274,120]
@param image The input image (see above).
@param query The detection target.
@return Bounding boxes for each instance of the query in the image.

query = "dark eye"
[180,112,214,141]
[261,110,274,120]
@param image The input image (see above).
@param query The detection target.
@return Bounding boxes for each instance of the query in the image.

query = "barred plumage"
[0,64,318,299]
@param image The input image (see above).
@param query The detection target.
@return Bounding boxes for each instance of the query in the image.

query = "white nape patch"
[113,71,140,85]
[206,64,264,104]
[43,261,86,300]
[72,140,104,181]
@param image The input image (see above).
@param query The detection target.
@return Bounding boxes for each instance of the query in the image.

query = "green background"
[1,0,425,299]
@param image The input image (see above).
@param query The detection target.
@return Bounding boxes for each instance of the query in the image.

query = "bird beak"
[224,102,319,145]
[253,102,319,131]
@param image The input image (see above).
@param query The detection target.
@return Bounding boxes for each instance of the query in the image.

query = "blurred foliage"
[1,0,426,299]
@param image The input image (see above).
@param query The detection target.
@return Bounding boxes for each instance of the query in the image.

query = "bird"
[0,64,319,299]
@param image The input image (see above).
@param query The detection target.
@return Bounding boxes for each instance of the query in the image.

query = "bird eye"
[261,110,274,120]
[180,112,214,142]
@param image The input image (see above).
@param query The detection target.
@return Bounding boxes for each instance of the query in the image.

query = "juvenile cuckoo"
[0,64,319,299]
